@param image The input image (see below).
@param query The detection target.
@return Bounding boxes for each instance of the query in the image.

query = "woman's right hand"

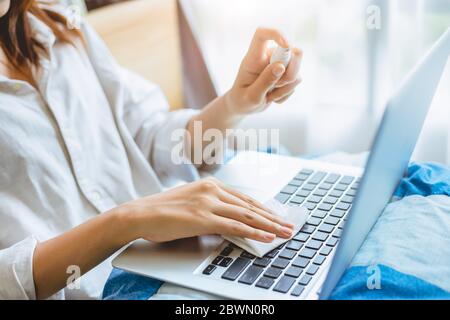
[117,177,295,244]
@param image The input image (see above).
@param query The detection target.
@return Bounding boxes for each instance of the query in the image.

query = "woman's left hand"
[226,28,303,115]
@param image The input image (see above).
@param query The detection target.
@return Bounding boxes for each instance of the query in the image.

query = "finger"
[273,92,294,104]
[214,180,294,228]
[247,27,289,58]
[246,63,286,103]
[217,189,294,229]
[270,89,296,104]
[212,203,293,239]
[277,47,303,87]
[210,215,276,243]
[267,78,301,102]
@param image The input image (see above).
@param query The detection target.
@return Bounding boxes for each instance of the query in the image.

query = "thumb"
[247,63,285,101]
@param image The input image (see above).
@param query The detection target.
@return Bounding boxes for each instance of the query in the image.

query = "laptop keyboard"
[200,168,360,297]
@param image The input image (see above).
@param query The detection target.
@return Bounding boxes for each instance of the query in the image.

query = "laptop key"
[312,231,329,242]
[323,196,338,205]
[299,248,317,259]
[327,237,339,247]
[309,172,327,185]
[292,256,310,268]
[320,246,333,256]
[330,209,346,218]
[306,217,321,226]
[313,255,326,266]
[288,179,303,187]
[336,202,351,211]
[329,190,343,198]
[290,195,306,204]
[306,265,319,275]
[341,195,354,204]
[318,223,334,233]
[253,257,271,268]
[255,277,275,289]
[333,229,343,238]
[238,265,264,285]
[220,246,233,256]
[334,184,348,191]
[212,256,223,265]
[301,224,316,234]
[275,193,290,204]
[241,251,256,259]
[346,189,357,196]
[300,169,314,175]
[324,216,340,226]
[272,257,290,269]
[318,182,333,190]
[286,240,303,251]
[296,190,310,197]
[264,267,282,279]
[306,239,323,250]
[298,274,312,286]
[313,189,327,197]
[303,184,316,191]
[351,183,359,190]
[222,257,251,281]
[291,284,305,297]
[312,210,327,219]
[265,249,279,259]
[281,185,299,195]
[325,174,341,184]
[340,176,355,185]
[218,257,233,267]
[279,249,297,260]
[304,202,316,211]
[318,203,333,211]
[202,264,217,275]
[295,174,310,182]
[308,195,322,204]
[285,266,303,278]
[294,232,310,242]
[273,276,296,294]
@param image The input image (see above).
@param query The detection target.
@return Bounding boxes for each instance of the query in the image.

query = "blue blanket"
[103,162,450,300]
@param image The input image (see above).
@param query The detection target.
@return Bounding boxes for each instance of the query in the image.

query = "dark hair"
[0,1,81,77]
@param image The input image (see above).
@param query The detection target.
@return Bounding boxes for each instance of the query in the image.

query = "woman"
[0,0,302,299]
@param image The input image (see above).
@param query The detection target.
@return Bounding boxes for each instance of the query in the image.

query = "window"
[186,0,449,162]
[188,0,369,112]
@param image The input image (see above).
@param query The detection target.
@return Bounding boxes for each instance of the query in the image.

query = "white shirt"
[0,13,199,300]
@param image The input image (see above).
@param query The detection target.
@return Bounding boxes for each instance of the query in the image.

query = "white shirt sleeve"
[0,237,38,300]
[0,236,67,300]
[80,20,201,183]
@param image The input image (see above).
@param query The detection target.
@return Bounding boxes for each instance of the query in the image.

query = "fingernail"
[272,64,285,77]
[280,226,293,236]
[278,219,294,229]
[285,222,295,229]
[264,233,276,241]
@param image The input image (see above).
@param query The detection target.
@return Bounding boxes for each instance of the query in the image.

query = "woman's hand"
[226,28,303,115]
[118,177,295,243]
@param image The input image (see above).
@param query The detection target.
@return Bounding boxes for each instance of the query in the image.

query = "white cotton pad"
[223,199,308,258]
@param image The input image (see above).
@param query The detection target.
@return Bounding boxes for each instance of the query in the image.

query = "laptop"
[113,28,450,300]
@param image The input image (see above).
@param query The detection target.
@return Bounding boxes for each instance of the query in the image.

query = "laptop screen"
[320,28,450,299]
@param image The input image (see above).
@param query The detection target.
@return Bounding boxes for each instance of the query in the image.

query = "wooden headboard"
[86,0,184,109]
